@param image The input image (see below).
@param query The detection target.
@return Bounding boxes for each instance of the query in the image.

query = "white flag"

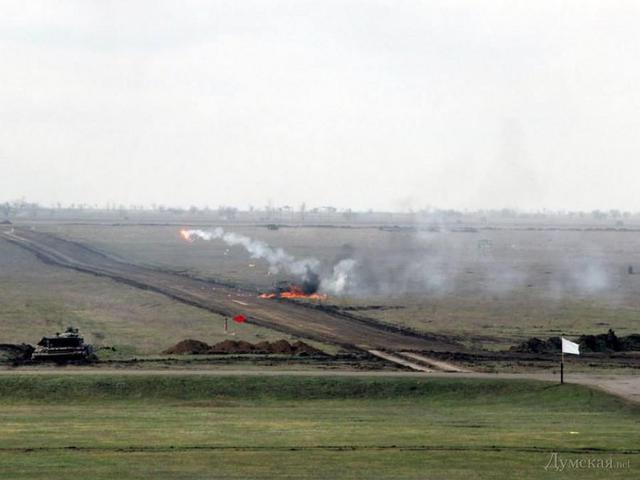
[561,337,580,355]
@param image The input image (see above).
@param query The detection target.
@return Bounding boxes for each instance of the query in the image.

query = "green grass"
[0,375,637,479]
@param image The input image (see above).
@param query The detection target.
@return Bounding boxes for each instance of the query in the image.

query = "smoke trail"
[181,228,357,294]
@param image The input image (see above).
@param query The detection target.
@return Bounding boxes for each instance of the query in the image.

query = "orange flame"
[259,285,327,301]
[180,229,193,242]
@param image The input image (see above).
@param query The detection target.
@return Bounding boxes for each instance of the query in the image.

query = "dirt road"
[0,228,458,353]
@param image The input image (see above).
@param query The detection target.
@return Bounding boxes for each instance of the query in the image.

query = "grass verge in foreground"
[0,375,637,479]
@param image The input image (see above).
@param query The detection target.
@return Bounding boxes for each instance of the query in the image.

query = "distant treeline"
[1,199,638,225]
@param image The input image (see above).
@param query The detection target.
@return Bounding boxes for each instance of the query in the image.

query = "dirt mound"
[512,330,640,353]
[209,340,256,354]
[291,341,324,356]
[269,339,296,354]
[163,339,325,356]
[578,329,622,353]
[0,343,34,363]
[511,337,561,354]
[163,339,210,355]
[253,341,272,353]
[622,334,640,350]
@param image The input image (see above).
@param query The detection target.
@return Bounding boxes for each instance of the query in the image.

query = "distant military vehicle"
[32,326,94,362]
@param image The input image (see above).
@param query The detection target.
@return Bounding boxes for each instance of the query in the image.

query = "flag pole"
[224,318,228,334]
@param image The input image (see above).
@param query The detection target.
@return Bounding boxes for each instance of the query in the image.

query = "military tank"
[32,326,94,362]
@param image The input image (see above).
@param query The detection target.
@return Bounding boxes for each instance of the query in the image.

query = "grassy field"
[0,375,636,479]
[3,220,640,357]
[31,222,640,347]
[0,239,310,355]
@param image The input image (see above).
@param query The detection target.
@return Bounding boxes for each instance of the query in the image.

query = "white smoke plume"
[181,228,357,294]
[321,259,357,294]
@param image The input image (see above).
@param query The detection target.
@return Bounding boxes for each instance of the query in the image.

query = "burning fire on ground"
[259,279,327,301]
[259,285,327,301]
[179,227,339,301]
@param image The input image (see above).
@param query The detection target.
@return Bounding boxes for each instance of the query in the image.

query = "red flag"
[233,314,247,323]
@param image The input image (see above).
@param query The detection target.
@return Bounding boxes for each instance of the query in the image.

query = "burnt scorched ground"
[0,228,460,353]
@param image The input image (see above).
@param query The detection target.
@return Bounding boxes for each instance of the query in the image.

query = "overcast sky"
[1,1,639,211]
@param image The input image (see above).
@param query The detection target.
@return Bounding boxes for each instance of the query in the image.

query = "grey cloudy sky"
[1,1,639,211]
